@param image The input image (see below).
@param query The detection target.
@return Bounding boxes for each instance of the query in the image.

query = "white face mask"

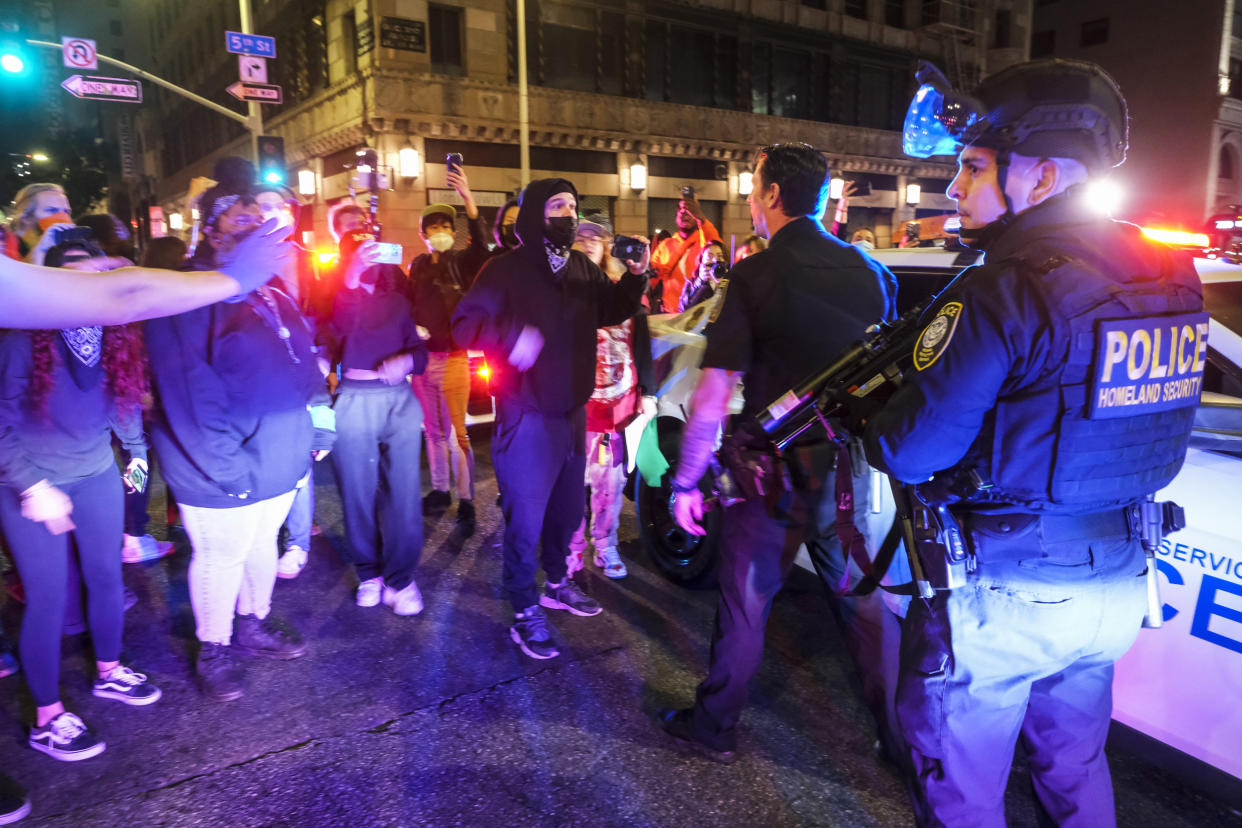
[853,239,875,251]
[428,232,454,253]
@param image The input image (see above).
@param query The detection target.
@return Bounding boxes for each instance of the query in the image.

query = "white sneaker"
[356,577,384,607]
[382,581,424,616]
[276,545,308,579]
[594,547,628,579]
[121,534,174,564]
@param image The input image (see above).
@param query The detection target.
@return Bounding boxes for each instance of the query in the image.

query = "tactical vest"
[956,229,1204,513]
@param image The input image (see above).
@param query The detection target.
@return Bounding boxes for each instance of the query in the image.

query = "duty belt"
[962,506,1136,563]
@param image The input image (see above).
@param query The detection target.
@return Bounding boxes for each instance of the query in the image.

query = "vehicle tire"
[633,417,721,588]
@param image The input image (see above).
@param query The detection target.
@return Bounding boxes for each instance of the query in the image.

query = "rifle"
[714,302,943,598]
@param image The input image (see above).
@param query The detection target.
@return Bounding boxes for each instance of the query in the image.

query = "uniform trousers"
[331,381,424,591]
[689,443,842,752]
[0,469,123,706]
[897,537,1147,828]
[492,402,585,612]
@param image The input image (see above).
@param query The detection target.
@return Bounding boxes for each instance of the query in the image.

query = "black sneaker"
[28,712,106,762]
[657,708,738,765]
[540,579,602,617]
[233,614,307,660]
[197,642,245,702]
[0,774,30,825]
[422,489,451,516]
[509,605,559,660]
[456,499,476,537]
[93,664,162,706]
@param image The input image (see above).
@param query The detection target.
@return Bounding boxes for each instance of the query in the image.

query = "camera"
[710,260,729,280]
[681,185,695,201]
[611,234,646,264]
[44,226,106,268]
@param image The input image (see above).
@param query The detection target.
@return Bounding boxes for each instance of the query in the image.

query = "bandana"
[60,327,103,367]
[545,240,569,274]
[206,194,242,228]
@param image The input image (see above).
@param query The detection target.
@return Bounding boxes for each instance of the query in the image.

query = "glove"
[21,480,76,534]
[217,218,294,294]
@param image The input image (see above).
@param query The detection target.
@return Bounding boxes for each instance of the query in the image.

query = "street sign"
[61,74,142,103]
[61,37,97,70]
[224,31,276,58]
[238,55,267,84]
[226,80,282,104]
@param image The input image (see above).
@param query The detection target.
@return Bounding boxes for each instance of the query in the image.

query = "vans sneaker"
[383,581,424,616]
[92,665,161,706]
[540,579,602,617]
[356,577,384,607]
[593,547,628,579]
[0,774,30,825]
[276,544,308,579]
[28,712,105,762]
[510,605,559,660]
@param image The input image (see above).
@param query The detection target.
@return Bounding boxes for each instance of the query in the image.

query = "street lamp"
[30,152,48,163]
[169,212,184,231]
[829,177,845,200]
[297,169,316,196]
[738,171,753,197]
[399,146,420,179]
[905,183,921,205]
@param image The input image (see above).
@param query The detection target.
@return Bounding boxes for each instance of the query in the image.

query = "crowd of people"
[0,55,1208,828]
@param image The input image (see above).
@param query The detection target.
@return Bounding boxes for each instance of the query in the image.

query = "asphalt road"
[0,427,1238,827]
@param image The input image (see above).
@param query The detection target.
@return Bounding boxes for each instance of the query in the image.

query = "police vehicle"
[634,244,1242,795]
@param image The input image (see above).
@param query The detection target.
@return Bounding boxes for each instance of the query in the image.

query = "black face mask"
[501,225,519,249]
[545,216,578,249]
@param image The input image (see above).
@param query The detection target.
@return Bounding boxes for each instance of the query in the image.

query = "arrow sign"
[61,74,142,103]
[227,81,283,104]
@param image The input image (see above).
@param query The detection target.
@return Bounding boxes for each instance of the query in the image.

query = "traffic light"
[0,21,29,76]
[257,136,286,185]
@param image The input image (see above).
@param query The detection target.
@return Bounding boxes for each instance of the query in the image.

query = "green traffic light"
[0,53,22,74]
[263,170,284,184]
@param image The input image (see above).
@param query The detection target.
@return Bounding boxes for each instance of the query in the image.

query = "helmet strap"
[960,146,1017,250]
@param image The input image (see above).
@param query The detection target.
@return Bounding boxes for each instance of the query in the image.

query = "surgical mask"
[501,225,519,249]
[428,232,454,253]
[545,216,578,248]
[853,239,875,251]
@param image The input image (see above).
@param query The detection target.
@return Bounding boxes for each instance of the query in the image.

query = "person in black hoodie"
[144,158,335,702]
[452,178,648,660]
[323,230,428,615]
[407,167,490,532]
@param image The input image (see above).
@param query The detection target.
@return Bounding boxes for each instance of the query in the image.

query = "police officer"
[665,142,897,762]
[864,60,1204,826]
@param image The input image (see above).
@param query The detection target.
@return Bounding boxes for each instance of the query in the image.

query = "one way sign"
[227,81,282,104]
[61,74,142,103]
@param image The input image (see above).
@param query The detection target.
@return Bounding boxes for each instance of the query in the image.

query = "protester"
[733,234,766,264]
[651,192,720,312]
[144,158,334,702]
[453,179,647,659]
[566,218,655,580]
[0,205,291,827]
[678,239,728,312]
[408,168,490,533]
[0,246,162,760]
[8,183,73,264]
[493,197,521,251]
[325,229,429,614]
[850,228,877,250]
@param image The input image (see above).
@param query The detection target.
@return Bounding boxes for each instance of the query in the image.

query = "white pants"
[179,490,297,645]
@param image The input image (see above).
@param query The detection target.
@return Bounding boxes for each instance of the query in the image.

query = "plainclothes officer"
[864,60,1205,826]
[665,143,896,763]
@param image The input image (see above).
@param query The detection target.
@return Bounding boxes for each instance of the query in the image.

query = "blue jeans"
[897,541,1147,828]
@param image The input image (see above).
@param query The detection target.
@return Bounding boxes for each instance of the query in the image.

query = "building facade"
[1033,0,1242,227]
[137,0,1032,251]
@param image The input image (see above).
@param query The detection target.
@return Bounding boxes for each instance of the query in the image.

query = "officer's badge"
[913,301,963,371]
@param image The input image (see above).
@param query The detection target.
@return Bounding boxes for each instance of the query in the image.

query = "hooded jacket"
[451,178,647,416]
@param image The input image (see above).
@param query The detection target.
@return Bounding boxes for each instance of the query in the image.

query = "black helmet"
[903,59,1129,170]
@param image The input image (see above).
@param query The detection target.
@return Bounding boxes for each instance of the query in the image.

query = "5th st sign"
[226,80,283,104]
[61,74,142,103]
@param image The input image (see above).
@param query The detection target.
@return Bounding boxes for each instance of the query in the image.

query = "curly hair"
[28,325,151,424]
